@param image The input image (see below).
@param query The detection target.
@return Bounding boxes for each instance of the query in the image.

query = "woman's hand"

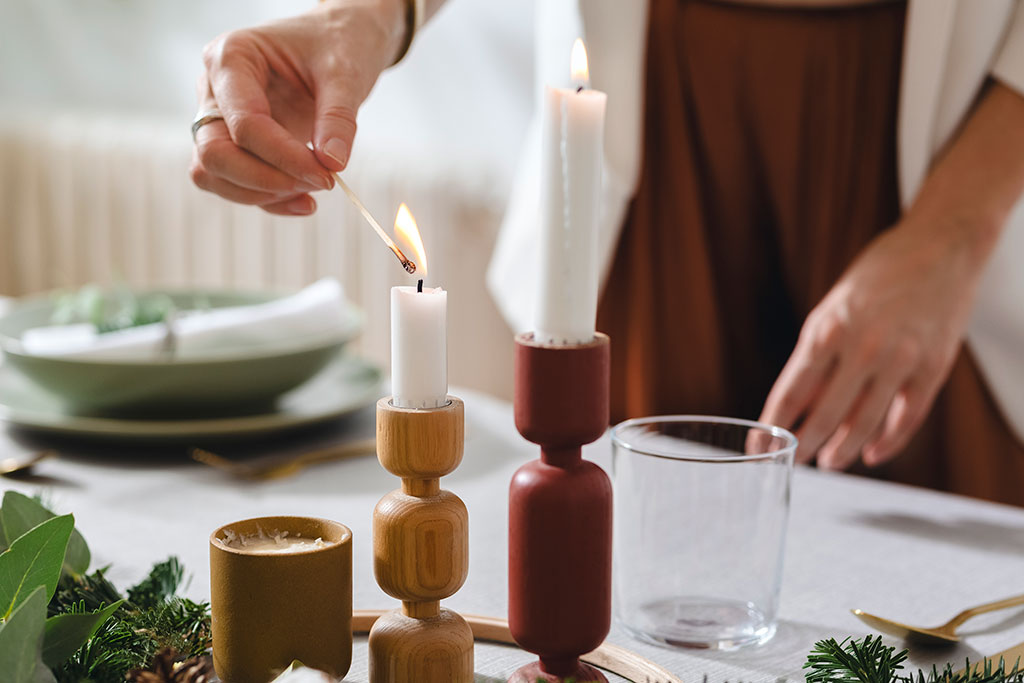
[759,216,986,469]
[190,0,405,215]
[760,83,1024,469]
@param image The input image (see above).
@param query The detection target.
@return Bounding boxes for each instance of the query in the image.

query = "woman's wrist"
[316,0,409,68]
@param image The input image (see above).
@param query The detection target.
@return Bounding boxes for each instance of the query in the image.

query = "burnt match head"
[403,260,417,274]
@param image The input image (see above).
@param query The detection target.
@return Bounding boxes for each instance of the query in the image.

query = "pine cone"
[125,648,214,683]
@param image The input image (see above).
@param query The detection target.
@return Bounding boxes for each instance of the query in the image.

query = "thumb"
[312,80,360,173]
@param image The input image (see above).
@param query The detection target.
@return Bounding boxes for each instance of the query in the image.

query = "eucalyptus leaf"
[1,492,90,576]
[0,586,57,683]
[0,515,74,620]
[41,599,123,667]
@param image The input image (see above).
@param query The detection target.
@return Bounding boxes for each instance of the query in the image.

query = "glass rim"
[611,415,798,463]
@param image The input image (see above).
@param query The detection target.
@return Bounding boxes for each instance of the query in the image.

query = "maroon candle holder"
[508,332,612,683]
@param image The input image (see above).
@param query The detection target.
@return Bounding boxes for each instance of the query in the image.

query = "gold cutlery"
[190,438,376,480]
[853,593,1024,645]
[0,450,55,477]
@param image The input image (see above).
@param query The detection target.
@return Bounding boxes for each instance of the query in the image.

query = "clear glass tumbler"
[611,416,796,650]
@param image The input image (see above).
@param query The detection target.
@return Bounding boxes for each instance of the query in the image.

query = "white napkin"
[18,278,359,360]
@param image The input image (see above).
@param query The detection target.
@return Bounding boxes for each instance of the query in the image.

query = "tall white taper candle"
[533,39,607,346]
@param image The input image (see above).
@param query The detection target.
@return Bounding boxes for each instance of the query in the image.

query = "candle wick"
[417,279,423,293]
[576,85,584,94]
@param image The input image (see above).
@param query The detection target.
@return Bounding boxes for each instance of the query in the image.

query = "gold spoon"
[853,593,1024,645]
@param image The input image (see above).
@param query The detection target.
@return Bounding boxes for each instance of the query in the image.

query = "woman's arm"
[190,0,447,215]
[760,81,1024,469]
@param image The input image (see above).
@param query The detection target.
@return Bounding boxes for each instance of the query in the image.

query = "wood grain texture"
[354,610,683,683]
[371,396,472,682]
[373,488,469,601]
[376,397,465,479]
[367,605,474,682]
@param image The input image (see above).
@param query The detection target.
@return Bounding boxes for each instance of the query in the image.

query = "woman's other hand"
[759,218,983,469]
[760,83,1024,470]
[190,0,405,215]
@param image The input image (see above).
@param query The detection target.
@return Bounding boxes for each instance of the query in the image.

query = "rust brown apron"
[597,0,1024,505]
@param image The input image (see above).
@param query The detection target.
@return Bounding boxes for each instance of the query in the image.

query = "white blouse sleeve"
[993,0,1024,94]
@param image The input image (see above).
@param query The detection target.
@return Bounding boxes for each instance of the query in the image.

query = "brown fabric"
[596,0,1024,506]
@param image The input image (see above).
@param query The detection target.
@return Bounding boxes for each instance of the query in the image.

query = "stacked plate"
[0,280,382,441]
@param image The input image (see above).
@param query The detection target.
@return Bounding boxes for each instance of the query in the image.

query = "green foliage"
[1,491,90,577]
[51,285,177,335]
[805,636,1024,683]
[906,659,1024,683]
[50,559,210,683]
[0,515,75,620]
[0,493,209,682]
[126,557,184,609]
[42,600,123,667]
[0,587,55,683]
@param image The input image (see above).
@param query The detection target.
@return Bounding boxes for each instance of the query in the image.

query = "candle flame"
[394,203,427,277]
[571,38,589,85]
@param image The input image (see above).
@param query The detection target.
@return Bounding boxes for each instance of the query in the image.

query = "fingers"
[192,120,321,196]
[793,358,867,463]
[190,160,315,216]
[203,31,335,190]
[261,195,318,216]
[862,374,942,465]
[312,79,360,172]
[816,368,908,470]
[759,347,836,438]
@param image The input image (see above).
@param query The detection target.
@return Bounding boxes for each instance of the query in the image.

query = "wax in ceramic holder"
[209,515,353,682]
[368,395,474,682]
[508,332,613,683]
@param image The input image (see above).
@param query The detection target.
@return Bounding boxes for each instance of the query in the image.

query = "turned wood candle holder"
[508,332,613,683]
[368,396,474,683]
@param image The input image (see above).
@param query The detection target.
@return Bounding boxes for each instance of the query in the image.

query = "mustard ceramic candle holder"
[210,516,353,682]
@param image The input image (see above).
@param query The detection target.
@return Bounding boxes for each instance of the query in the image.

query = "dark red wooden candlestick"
[508,332,612,683]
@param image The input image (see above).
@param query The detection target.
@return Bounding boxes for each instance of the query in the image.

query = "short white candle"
[533,39,607,346]
[391,285,448,409]
[390,203,448,410]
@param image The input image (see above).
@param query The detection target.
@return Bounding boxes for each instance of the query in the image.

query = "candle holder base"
[368,607,474,683]
[508,660,608,683]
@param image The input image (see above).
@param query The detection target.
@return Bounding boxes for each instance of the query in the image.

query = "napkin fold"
[19,278,359,361]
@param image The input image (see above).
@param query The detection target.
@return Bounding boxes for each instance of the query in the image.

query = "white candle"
[390,203,448,409]
[391,285,448,409]
[533,39,607,346]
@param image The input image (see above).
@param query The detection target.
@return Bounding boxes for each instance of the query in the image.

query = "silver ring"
[191,108,224,142]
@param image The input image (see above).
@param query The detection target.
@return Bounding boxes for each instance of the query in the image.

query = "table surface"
[2,370,1024,682]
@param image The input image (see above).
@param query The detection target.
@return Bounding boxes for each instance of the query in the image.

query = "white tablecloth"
[2,385,1024,682]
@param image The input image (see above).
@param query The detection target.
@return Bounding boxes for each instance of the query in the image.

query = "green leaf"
[0,514,74,620]
[1,492,90,576]
[41,599,122,667]
[0,586,57,683]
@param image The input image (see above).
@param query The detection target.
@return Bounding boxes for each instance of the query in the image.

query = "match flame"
[394,203,427,277]
[571,38,589,85]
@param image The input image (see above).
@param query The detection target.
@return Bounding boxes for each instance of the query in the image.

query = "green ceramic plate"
[0,353,382,441]
[0,289,361,415]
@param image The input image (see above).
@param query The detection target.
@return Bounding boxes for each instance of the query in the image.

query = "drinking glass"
[611,416,796,650]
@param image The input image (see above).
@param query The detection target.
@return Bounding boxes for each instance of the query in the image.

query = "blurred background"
[0,0,534,399]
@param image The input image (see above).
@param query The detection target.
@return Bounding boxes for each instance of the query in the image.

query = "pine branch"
[805,636,909,683]
[49,557,210,683]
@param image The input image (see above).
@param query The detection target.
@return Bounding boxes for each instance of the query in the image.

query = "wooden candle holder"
[368,396,474,683]
[508,332,613,683]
